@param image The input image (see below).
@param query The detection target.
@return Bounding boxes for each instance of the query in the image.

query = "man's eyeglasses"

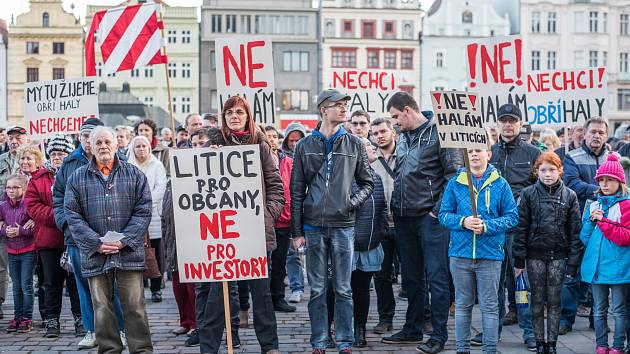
[324,102,348,110]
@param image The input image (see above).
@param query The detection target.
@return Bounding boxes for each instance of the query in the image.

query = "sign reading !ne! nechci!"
[431,90,487,150]
[170,145,268,283]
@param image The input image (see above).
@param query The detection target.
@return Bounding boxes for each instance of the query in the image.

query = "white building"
[86,1,199,126]
[521,0,630,129]
[321,0,423,115]
[420,0,511,108]
[0,19,7,126]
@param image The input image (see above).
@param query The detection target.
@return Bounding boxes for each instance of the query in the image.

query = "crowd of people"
[0,89,628,354]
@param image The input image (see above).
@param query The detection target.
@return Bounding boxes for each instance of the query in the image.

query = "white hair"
[161,127,172,135]
[89,126,116,148]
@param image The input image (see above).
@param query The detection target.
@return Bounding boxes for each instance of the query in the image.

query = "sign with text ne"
[215,35,275,124]
[24,77,99,139]
[431,91,487,150]
[170,145,268,283]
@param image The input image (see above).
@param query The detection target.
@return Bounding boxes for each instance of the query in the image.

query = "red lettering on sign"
[467,38,523,88]
[199,210,240,240]
[222,41,268,88]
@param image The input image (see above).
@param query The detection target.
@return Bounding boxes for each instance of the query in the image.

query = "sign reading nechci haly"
[329,69,401,117]
[431,91,487,150]
[24,77,99,139]
[170,145,268,283]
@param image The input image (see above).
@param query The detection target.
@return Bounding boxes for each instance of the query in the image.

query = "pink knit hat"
[595,153,626,184]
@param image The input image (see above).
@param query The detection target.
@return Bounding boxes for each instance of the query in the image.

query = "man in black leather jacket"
[381,92,463,354]
[291,89,374,354]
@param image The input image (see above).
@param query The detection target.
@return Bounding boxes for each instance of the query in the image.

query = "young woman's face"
[6,179,24,200]
[538,162,561,186]
[225,104,248,132]
[598,176,621,196]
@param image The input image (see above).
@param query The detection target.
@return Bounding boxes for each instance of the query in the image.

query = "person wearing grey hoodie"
[281,122,307,158]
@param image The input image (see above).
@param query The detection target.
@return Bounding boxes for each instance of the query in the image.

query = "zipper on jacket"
[428,179,434,202]
[367,195,375,250]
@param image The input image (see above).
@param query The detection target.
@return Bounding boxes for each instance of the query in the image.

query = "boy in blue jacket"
[439,147,518,354]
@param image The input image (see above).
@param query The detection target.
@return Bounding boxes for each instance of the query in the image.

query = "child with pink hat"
[579,153,629,354]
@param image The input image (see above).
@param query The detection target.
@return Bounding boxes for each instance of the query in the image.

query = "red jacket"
[276,153,292,229]
[24,166,64,250]
[599,199,630,247]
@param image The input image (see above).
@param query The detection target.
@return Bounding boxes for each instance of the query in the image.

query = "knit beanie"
[595,153,626,184]
[46,134,75,156]
[80,117,104,134]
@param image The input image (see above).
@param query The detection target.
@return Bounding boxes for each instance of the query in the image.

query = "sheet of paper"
[100,231,125,243]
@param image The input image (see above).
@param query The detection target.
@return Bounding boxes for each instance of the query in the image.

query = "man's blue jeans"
[286,242,304,293]
[8,251,36,320]
[394,214,450,344]
[67,245,125,332]
[450,257,502,354]
[592,283,630,349]
[560,270,590,328]
[305,227,354,351]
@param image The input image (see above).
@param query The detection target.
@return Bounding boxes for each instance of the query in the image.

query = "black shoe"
[548,341,557,354]
[73,314,86,336]
[273,299,296,312]
[535,341,546,354]
[151,291,162,303]
[397,289,408,300]
[558,324,572,335]
[353,326,367,348]
[470,332,483,346]
[231,331,241,349]
[525,338,537,352]
[502,309,518,326]
[416,339,444,354]
[373,321,393,334]
[382,330,423,344]
[44,319,60,338]
[185,329,199,347]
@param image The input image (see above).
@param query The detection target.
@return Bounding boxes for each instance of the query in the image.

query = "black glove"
[566,265,578,278]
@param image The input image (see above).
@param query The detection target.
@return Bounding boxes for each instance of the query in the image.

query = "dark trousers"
[528,259,566,342]
[238,281,250,311]
[374,235,396,324]
[352,269,375,326]
[36,258,46,320]
[172,271,196,329]
[149,238,163,293]
[197,279,278,353]
[270,228,290,304]
[39,249,81,319]
[394,214,450,343]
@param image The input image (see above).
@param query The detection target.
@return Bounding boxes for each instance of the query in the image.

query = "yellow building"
[7,0,84,126]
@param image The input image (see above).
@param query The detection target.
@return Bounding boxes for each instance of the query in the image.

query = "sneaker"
[6,319,19,333]
[73,314,86,336]
[339,349,352,354]
[288,291,303,303]
[373,321,393,334]
[610,348,625,354]
[502,309,518,325]
[265,350,281,354]
[596,346,610,354]
[470,332,483,346]
[312,350,326,354]
[17,319,33,333]
[558,324,572,335]
[172,326,189,335]
[239,310,249,328]
[577,304,591,317]
[417,339,444,354]
[120,331,127,348]
[232,331,241,349]
[382,330,423,344]
[273,299,296,312]
[525,338,537,352]
[151,291,162,303]
[397,289,408,300]
[78,331,97,349]
[186,329,200,347]
[44,318,60,338]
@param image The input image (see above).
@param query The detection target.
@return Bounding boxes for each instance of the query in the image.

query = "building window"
[270,16,281,34]
[435,51,444,68]
[181,30,191,44]
[603,51,607,67]
[589,11,598,33]
[181,63,191,78]
[547,51,556,70]
[52,42,65,54]
[97,62,103,77]
[26,68,39,82]
[172,97,178,114]
[211,90,218,110]
[589,50,598,67]
[210,50,216,70]
[131,68,140,77]
[283,51,309,72]
[255,15,266,34]
[574,11,585,32]
[531,12,541,33]
[548,12,557,33]
[462,10,473,24]
[401,50,413,69]
[297,16,308,35]
[26,42,39,54]
[42,12,49,27]
[325,19,335,37]
[362,21,376,39]
[144,97,154,105]
[145,67,153,77]
[367,49,379,68]
[402,21,414,39]
[342,20,354,37]
[182,97,191,114]
[52,68,64,80]
[168,63,177,78]
[531,50,540,70]
[621,14,629,36]
[574,50,584,67]
[331,48,356,68]
[603,12,608,33]
[621,53,629,73]
[490,29,495,36]
[618,89,630,111]
[282,90,309,111]
[241,15,252,33]
[226,15,236,33]
[212,14,222,33]
[464,29,471,36]
[167,30,177,44]
[384,49,396,69]
[284,16,295,34]
[384,21,396,39]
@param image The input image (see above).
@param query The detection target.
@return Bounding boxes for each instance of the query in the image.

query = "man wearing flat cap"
[291,89,374,353]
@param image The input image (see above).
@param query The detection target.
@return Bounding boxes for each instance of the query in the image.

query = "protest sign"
[24,77,99,139]
[170,145,268,283]
[215,35,275,124]
[431,91,487,150]
[329,69,413,117]
[525,67,607,127]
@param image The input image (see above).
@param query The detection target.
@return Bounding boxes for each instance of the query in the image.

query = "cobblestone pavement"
[0,280,597,353]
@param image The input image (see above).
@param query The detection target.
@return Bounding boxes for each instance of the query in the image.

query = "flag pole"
[222,281,234,354]
[156,1,176,138]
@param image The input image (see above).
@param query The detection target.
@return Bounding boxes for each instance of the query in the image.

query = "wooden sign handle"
[223,281,234,354]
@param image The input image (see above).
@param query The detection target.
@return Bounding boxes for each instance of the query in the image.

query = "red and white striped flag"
[85,2,167,76]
